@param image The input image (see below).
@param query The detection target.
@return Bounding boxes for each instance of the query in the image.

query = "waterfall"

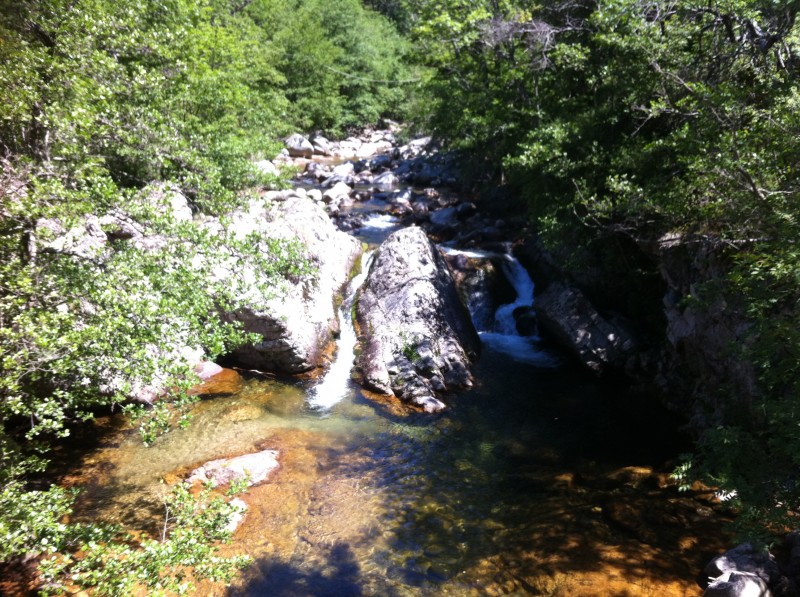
[479,255,558,366]
[492,257,536,335]
[307,251,374,410]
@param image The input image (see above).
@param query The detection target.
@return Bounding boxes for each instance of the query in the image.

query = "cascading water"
[307,251,374,410]
[354,213,401,246]
[440,246,556,365]
[456,250,557,366]
[492,257,535,335]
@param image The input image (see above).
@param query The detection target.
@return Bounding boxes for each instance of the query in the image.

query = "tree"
[0,0,316,590]
[407,0,800,540]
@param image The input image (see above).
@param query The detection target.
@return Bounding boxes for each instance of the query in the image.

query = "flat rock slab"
[187,449,279,488]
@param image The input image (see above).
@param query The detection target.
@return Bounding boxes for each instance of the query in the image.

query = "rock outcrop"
[653,233,758,416]
[221,195,362,373]
[535,281,637,375]
[33,182,360,402]
[355,226,479,412]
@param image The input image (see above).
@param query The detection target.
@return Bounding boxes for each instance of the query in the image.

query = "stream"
[58,170,732,597]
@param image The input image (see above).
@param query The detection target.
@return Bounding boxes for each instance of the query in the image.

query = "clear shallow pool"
[55,197,728,596]
[61,341,729,597]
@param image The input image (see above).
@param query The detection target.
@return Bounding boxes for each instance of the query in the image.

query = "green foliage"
[264,0,416,135]
[399,331,422,362]
[0,481,77,560]
[227,474,251,496]
[39,483,251,596]
[0,0,404,587]
[408,0,800,540]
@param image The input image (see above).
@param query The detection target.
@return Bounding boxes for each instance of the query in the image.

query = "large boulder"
[704,572,772,597]
[355,226,479,412]
[535,281,637,375]
[285,133,314,158]
[701,543,781,594]
[222,195,362,373]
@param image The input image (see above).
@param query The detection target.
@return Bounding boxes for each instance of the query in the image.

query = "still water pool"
[63,341,729,597]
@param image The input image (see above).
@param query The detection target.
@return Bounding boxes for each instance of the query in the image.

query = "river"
[50,159,735,597]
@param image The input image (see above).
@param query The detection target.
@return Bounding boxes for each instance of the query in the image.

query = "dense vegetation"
[3,0,800,591]
[0,0,411,592]
[391,0,800,541]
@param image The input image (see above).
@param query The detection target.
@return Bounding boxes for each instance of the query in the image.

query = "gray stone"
[322,181,352,204]
[223,197,361,373]
[225,498,248,534]
[704,571,772,597]
[372,171,399,189]
[254,159,279,177]
[35,215,108,260]
[331,162,355,178]
[194,361,223,381]
[312,135,332,156]
[429,206,458,227]
[285,133,314,158]
[356,227,479,411]
[187,449,279,488]
[702,543,781,589]
[369,154,393,171]
[535,281,636,374]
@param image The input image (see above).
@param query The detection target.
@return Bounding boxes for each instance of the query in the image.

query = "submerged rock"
[190,367,244,397]
[225,497,248,534]
[356,226,479,412]
[187,449,279,488]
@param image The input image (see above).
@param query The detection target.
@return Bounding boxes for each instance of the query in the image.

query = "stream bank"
[26,127,742,597]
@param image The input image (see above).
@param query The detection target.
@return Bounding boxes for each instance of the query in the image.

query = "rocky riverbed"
[17,126,776,597]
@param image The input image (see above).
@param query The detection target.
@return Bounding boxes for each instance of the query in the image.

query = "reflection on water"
[64,345,730,597]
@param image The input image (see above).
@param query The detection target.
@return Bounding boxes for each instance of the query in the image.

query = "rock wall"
[650,233,758,418]
[518,232,758,422]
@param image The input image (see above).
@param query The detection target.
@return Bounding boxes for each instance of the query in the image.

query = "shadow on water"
[228,347,731,596]
[233,542,365,597]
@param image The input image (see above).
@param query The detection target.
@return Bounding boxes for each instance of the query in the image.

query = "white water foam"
[362,213,400,230]
[478,332,558,366]
[439,246,501,260]
[447,251,558,366]
[307,252,374,410]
